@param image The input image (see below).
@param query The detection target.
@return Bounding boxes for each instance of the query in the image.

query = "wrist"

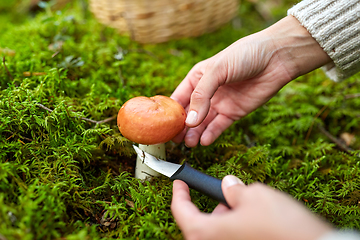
[265,15,332,81]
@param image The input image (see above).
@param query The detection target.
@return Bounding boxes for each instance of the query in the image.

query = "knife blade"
[133,145,229,207]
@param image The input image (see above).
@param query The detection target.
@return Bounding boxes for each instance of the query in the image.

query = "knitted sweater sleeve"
[288,0,360,81]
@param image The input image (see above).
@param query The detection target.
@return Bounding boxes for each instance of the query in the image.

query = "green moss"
[1,0,360,239]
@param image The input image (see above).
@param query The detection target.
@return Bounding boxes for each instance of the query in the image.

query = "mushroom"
[117,95,186,180]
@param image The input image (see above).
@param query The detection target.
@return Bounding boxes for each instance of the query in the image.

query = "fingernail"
[186,111,198,125]
[223,175,244,188]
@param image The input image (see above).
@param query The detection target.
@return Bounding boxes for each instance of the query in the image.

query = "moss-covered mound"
[1,1,360,239]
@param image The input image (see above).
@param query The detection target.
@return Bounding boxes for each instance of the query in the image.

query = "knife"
[133,145,229,207]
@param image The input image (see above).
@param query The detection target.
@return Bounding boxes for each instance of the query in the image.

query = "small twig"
[305,105,329,143]
[345,93,360,99]
[51,51,60,58]
[36,103,117,125]
[79,116,98,124]
[3,57,13,80]
[19,134,33,142]
[317,124,352,153]
[7,131,33,142]
[36,103,53,113]
[95,115,117,125]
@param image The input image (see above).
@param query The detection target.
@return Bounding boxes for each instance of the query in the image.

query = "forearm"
[264,15,332,81]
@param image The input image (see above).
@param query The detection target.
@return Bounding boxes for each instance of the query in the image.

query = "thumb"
[222,175,245,208]
[185,67,225,127]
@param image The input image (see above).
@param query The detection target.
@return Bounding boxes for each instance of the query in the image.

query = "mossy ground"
[1,0,360,239]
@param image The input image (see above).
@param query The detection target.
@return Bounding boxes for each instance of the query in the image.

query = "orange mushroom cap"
[117,95,186,145]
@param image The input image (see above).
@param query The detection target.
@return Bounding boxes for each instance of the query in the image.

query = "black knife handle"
[170,163,229,208]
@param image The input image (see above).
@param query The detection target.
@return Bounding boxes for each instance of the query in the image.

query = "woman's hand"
[171,15,331,147]
[171,176,333,240]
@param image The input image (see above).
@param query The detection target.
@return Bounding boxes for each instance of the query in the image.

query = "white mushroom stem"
[135,143,165,181]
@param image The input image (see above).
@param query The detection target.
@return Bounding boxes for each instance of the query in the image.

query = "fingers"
[171,180,204,231]
[184,109,216,147]
[221,175,245,208]
[200,114,234,146]
[172,126,188,144]
[170,79,193,109]
[186,66,225,128]
[171,58,229,145]
[171,62,206,109]
[184,110,234,147]
[212,203,231,215]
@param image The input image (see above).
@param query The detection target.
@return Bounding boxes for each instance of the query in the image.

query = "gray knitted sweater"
[288,0,360,81]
